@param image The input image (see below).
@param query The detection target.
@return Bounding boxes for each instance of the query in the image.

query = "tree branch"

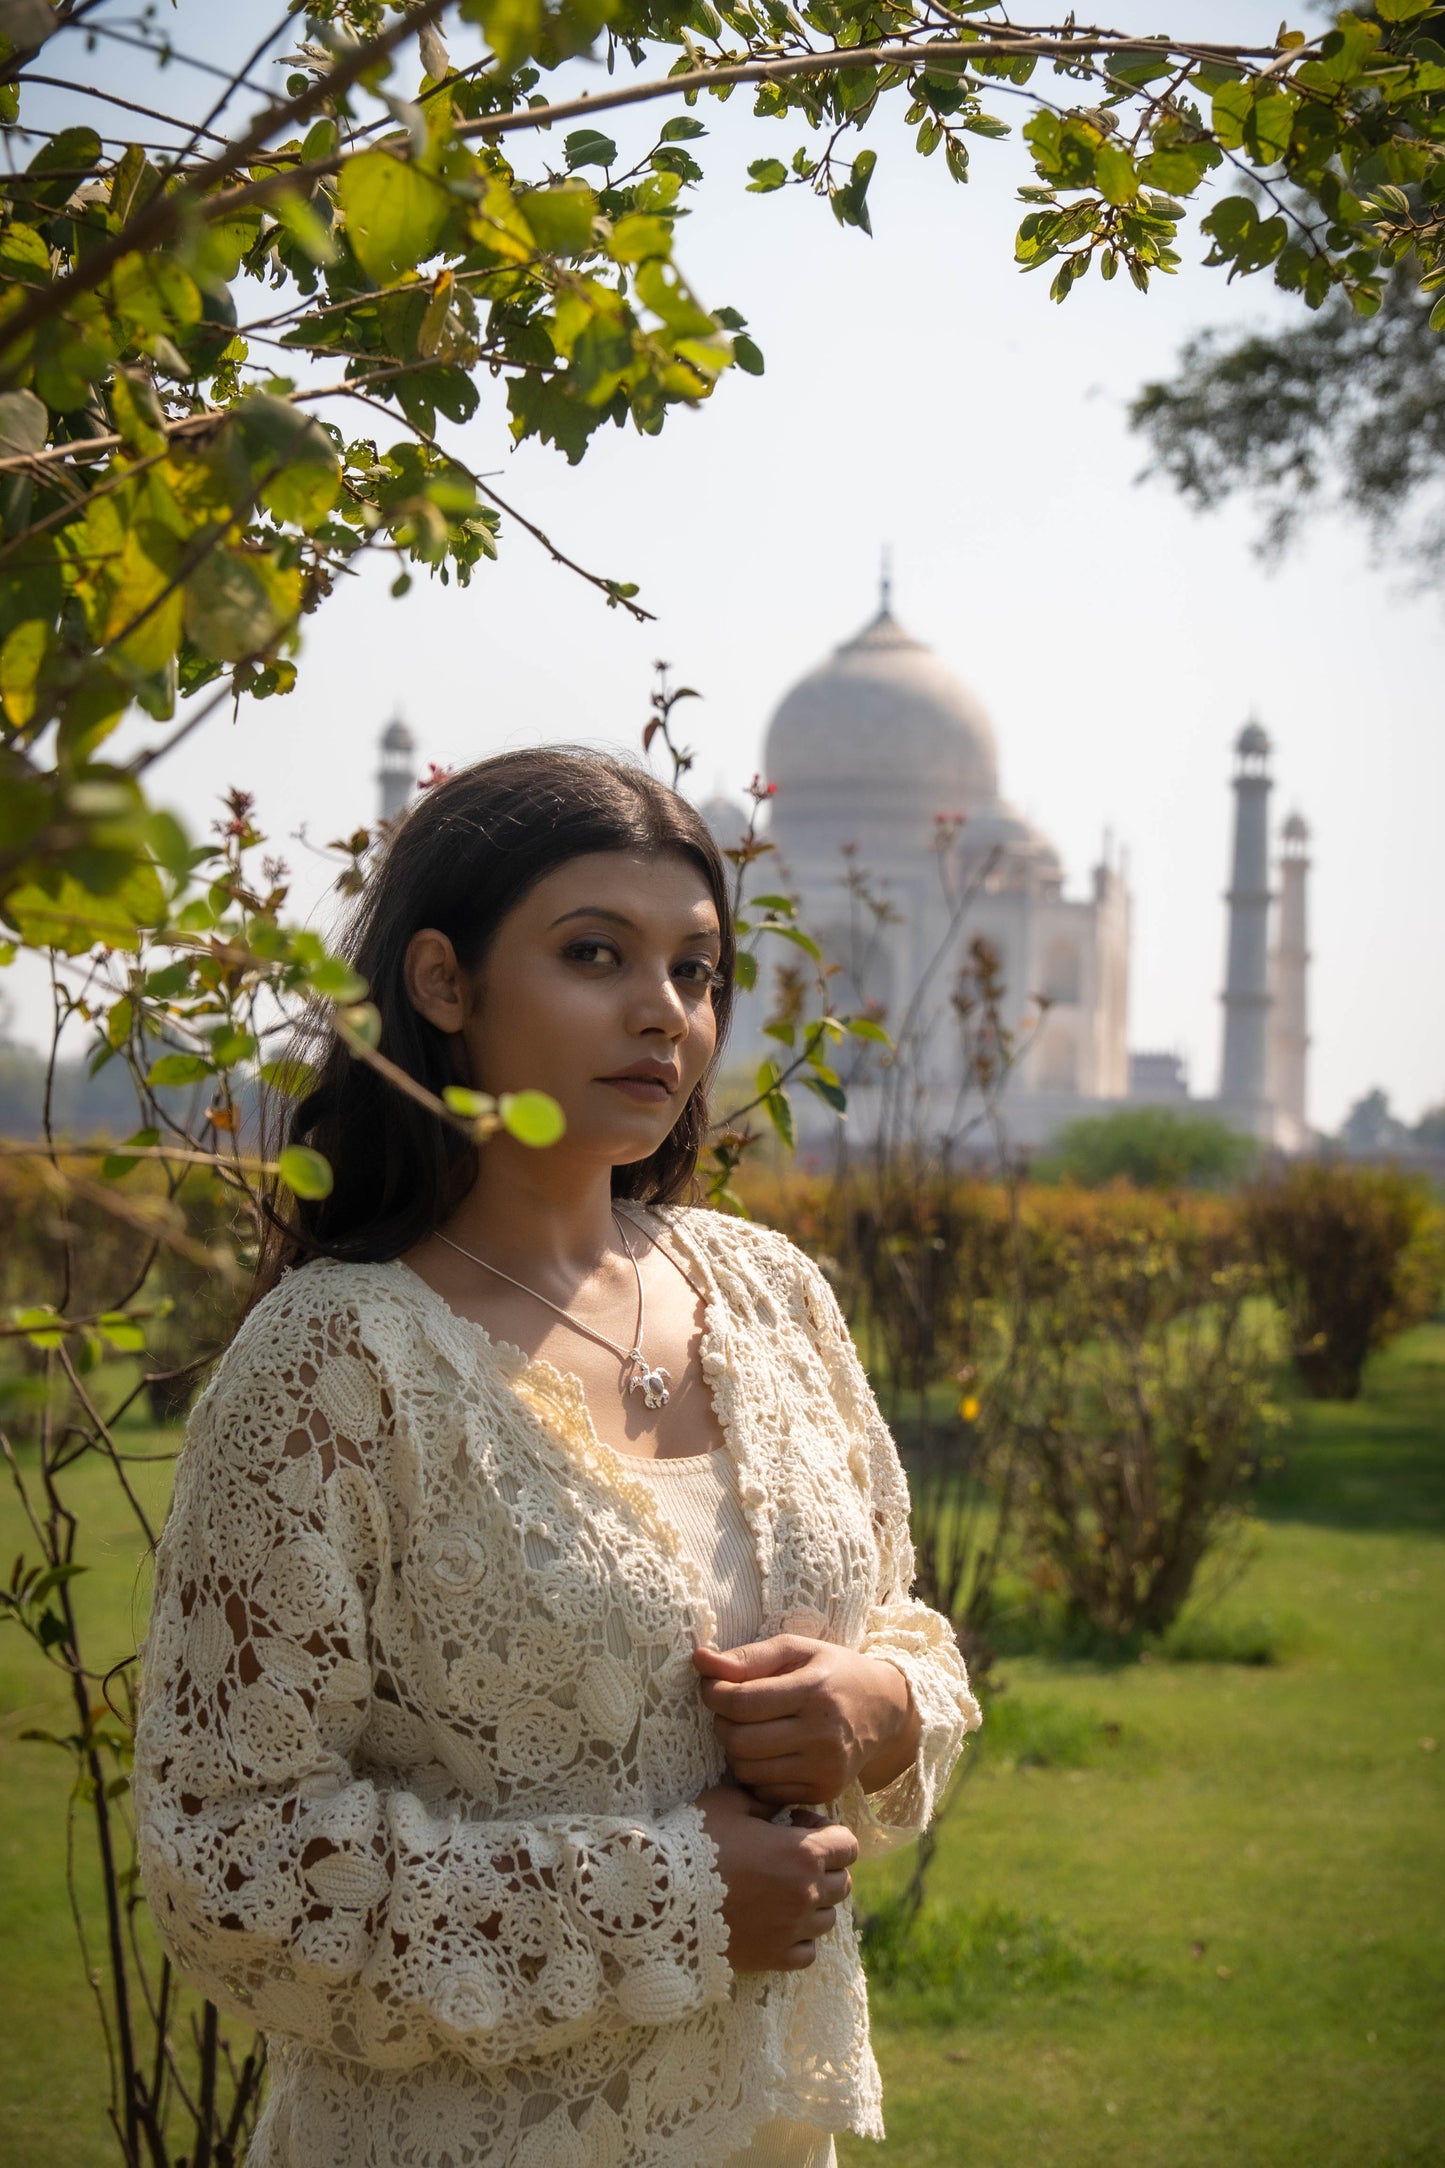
[0,0,451,360]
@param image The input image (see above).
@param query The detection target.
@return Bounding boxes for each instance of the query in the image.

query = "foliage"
[1133,263,1445,573]
[6,0,1445,1047]
[1036,1103,1259,1191]
[1241,1157,1445,1397]
[1000,1229,1280,1644]
[1338,1081,1445,1152]
[747,1166,1264,1652]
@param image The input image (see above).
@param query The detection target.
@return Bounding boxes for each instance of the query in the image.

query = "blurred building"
[376,718,417,823]
[376,586,1315,1153]
[700,581,1314,1153]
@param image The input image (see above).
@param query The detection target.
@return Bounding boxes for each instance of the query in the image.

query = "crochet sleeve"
[134,1288,731,2072]
[790,1248,982,1858]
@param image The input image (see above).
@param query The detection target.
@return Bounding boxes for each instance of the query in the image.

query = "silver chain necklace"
[433,1213,676,1409]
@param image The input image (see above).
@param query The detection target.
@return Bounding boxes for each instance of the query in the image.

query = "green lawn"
[2,1331,1442,2168]
[843,1326,1445,2167]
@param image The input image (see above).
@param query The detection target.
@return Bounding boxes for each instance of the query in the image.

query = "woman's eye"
[563,939,620,967]
[675,958,721,990]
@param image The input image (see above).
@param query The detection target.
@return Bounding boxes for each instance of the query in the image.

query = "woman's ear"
[403,928,468,1034]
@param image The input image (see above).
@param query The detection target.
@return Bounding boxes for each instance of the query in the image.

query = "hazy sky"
[10,2,1443,1130]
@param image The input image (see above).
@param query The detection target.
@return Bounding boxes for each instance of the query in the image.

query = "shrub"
[1002,1233,1280,1642]
[745,1167,1268,1649]
[1241,1160,1445,1399]
[0,1157,244,1424]
[1036,1105,1258,1190]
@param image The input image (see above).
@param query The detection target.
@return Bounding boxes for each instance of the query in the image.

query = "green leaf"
[747,158,788,193]
[831,147,877,236]
[97,1312,147,1354]
[339,1001,381,1048]
[473,0,545,72]
[272,189,339,267]
[259,1057,317,1099]
[145,1052,211,1087]
[338,150,449,285]
[111,253,202,337]
[732,334,764,376]
[564,128,618,171]
[1210,79,1252,152]
[608,213,671,264]
[22,127,102,211]
[5,875,152,956]
[13,1305,67,1350]
[846,1015,892,1043]
[802,1073,847,1112]
[660,117,707,142]
[1095,145,1139,206]
[0,388,46,460]
[307,956,367,1002]
[207,1024,256,1066]
[236,394,342,530]
[0,618,47,728]
[443,1084,497,1119]
[519,182,596,256]
[101,1127,160,1181]
[1244,90,1297,168]
[184,546,302,664]
[498,1090,566,1146]
[762,1087,795,1149]
[277,1144,334,1200]
[1138,146,1213,195]
[733,950,758,991]
[757,919,822,962]
[30,1565,88,1604]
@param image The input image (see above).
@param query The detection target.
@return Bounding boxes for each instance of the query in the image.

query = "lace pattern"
[134,1208,981,2167]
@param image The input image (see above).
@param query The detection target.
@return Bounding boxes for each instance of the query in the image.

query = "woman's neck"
[437,1142,627,1281]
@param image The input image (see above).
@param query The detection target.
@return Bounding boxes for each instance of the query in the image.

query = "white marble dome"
[763,604,1000,839]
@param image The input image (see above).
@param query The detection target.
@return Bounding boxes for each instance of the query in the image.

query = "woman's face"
[404,849,724,1169]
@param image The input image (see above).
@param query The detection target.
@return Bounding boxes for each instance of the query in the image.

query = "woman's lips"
[599,1076,673,1103]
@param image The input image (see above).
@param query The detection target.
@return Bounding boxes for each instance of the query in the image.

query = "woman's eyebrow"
[548,906,722,940]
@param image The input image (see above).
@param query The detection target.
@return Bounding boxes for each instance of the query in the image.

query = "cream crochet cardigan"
[135,1205,981,2168]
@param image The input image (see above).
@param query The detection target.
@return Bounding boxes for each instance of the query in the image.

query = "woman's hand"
[696,1782,858,1973]
[693,1636,923,1808]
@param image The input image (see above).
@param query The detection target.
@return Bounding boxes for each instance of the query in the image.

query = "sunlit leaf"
[498,1090,566,1146]
[338,150,449,284]
[277,1144,334,1199]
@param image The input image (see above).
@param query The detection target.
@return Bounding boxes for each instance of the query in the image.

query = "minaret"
[376,718,416,822]
[1268,811,1311,1137]
[1218,721,1274,1134]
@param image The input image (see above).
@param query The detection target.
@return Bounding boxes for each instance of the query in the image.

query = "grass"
[840,1323,1445,2166]
[2,1330,1443,2167]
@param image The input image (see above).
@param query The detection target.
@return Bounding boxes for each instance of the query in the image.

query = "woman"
[135,749,980,2168]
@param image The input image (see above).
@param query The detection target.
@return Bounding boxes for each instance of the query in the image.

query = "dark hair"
[255,747,734,1292]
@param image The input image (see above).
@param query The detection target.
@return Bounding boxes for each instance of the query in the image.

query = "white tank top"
[630,1449,836,2168]
[630,1444,765,1652]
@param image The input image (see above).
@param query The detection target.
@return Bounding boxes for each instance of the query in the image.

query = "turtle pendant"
[627,1353,672,1410]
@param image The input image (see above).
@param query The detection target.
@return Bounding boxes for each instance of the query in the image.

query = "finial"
[879,543,893,617]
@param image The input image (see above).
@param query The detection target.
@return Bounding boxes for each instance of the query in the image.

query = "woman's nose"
[633,970,688,1035]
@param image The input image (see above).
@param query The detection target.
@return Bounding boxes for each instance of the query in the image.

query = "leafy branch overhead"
[4,0,1445,1146]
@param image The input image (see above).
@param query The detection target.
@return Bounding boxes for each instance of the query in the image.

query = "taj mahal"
[375,578,1314,1155]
